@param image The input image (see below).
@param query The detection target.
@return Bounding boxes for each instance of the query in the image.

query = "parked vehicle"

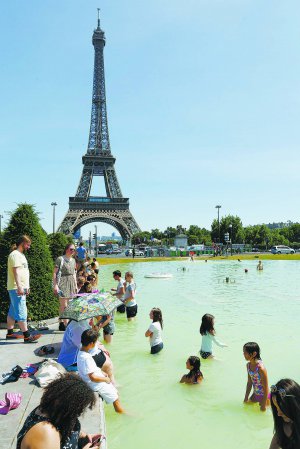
[125,248,144,257]
[270,245,295,254]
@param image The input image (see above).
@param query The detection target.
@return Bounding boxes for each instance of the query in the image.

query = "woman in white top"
[199,313,227,359]
[145,308,163,354]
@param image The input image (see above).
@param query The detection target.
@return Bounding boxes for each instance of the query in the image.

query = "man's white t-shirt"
[124,281,136,307]
[77,350,118,404]
[77,351,104,390]
[7,250,30,290]
[148,322,163,347]
[116,278,125,299]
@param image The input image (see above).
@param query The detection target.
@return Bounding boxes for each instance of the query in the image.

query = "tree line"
[132,215,300,248]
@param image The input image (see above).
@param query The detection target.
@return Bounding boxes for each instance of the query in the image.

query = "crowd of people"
[4,235,300,449]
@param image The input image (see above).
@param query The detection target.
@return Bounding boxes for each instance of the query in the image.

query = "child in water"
[269,378,300,449]
[199,313,227,359]
[145,308,163,354]
[180,356,203,384]
[257,260,263,271]
[243,342,270,411]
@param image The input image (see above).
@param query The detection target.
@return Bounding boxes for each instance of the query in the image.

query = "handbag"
[34,359,66,388]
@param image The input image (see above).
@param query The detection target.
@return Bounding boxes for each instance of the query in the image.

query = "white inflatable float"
[144,273,173,279]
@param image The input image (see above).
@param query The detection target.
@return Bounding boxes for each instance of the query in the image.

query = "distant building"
[100,235,122,241]
[174,234,188,249]
[265,221,294,229]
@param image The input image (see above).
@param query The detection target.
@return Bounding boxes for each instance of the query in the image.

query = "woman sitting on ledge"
[17,373,103,449]
[58,318,115,384]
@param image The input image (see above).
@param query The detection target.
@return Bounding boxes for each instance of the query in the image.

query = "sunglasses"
[69,248,75,251]
[271,385,295,399]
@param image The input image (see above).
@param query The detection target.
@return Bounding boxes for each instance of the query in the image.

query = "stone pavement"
[0,324,106,449]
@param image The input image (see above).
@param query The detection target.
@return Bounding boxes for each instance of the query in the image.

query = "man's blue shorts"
[8,289,28,321]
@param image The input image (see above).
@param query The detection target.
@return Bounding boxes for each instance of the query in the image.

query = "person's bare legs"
[7,314,28,332]
[102,359,115,385]
[113,399,125,413]
[59,297,69,326]
[104,333,112,344]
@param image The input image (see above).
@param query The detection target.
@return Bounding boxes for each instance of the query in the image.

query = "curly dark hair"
[39,373,96,444]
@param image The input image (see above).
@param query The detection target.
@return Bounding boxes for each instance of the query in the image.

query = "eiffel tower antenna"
[58,14,140,240]
[97,8,100,28]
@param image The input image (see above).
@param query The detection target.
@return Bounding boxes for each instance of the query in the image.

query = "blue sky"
[1,1,299,238]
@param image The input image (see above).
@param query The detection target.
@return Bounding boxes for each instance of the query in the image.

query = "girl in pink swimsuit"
[243,342,270,412]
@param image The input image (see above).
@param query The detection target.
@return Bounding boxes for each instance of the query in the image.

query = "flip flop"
[38,346,55,356]
[0,392,22,415]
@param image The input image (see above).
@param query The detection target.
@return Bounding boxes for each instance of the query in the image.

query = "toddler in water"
[199,313,227,359]
[180,356,203,384]
[243,342,269,411]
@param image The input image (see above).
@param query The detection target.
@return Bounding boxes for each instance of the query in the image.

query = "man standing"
[6,235,41,343]
[111,270,126,313]
[76,242,86,263]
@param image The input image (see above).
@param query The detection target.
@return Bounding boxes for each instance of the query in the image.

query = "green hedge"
[47,232,73,261]
[0,204,59,322]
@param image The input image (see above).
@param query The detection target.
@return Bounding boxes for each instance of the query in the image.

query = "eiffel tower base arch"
[58,208,140,241]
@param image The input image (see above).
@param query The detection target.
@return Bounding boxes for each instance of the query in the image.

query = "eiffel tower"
[58,12,140,240]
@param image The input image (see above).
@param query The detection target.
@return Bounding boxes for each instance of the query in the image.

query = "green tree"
[269,230,289,246]
[132,231,151,244]
[188,235,199,245]
[163,227,177,238]
[211,215,244,243]
[150,228,163,239]
[198,228,212,246]
[187,225,212,245]
[47,232,73,261]
[0,204,58,322]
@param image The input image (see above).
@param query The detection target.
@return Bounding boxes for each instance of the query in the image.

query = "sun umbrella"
[60,292,123,321]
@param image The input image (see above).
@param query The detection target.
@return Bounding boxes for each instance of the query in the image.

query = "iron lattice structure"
[58,16,140,240]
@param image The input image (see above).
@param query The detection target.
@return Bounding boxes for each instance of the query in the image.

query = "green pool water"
[98,260,300,449]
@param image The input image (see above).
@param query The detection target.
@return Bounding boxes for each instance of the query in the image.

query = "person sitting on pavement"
[77,276,86,293]
[92,258,99,269]
[78,281,93,294]
[77,330,124,413]
[86,274,98,292]
[57,318,115,384]
[17,373,102,449]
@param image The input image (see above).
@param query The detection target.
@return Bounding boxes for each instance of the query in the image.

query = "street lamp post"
[94,225,98,256]
[0,214,3,234]
[229,224,233,256]
[215,205,221,243]
[51,202,57,234]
